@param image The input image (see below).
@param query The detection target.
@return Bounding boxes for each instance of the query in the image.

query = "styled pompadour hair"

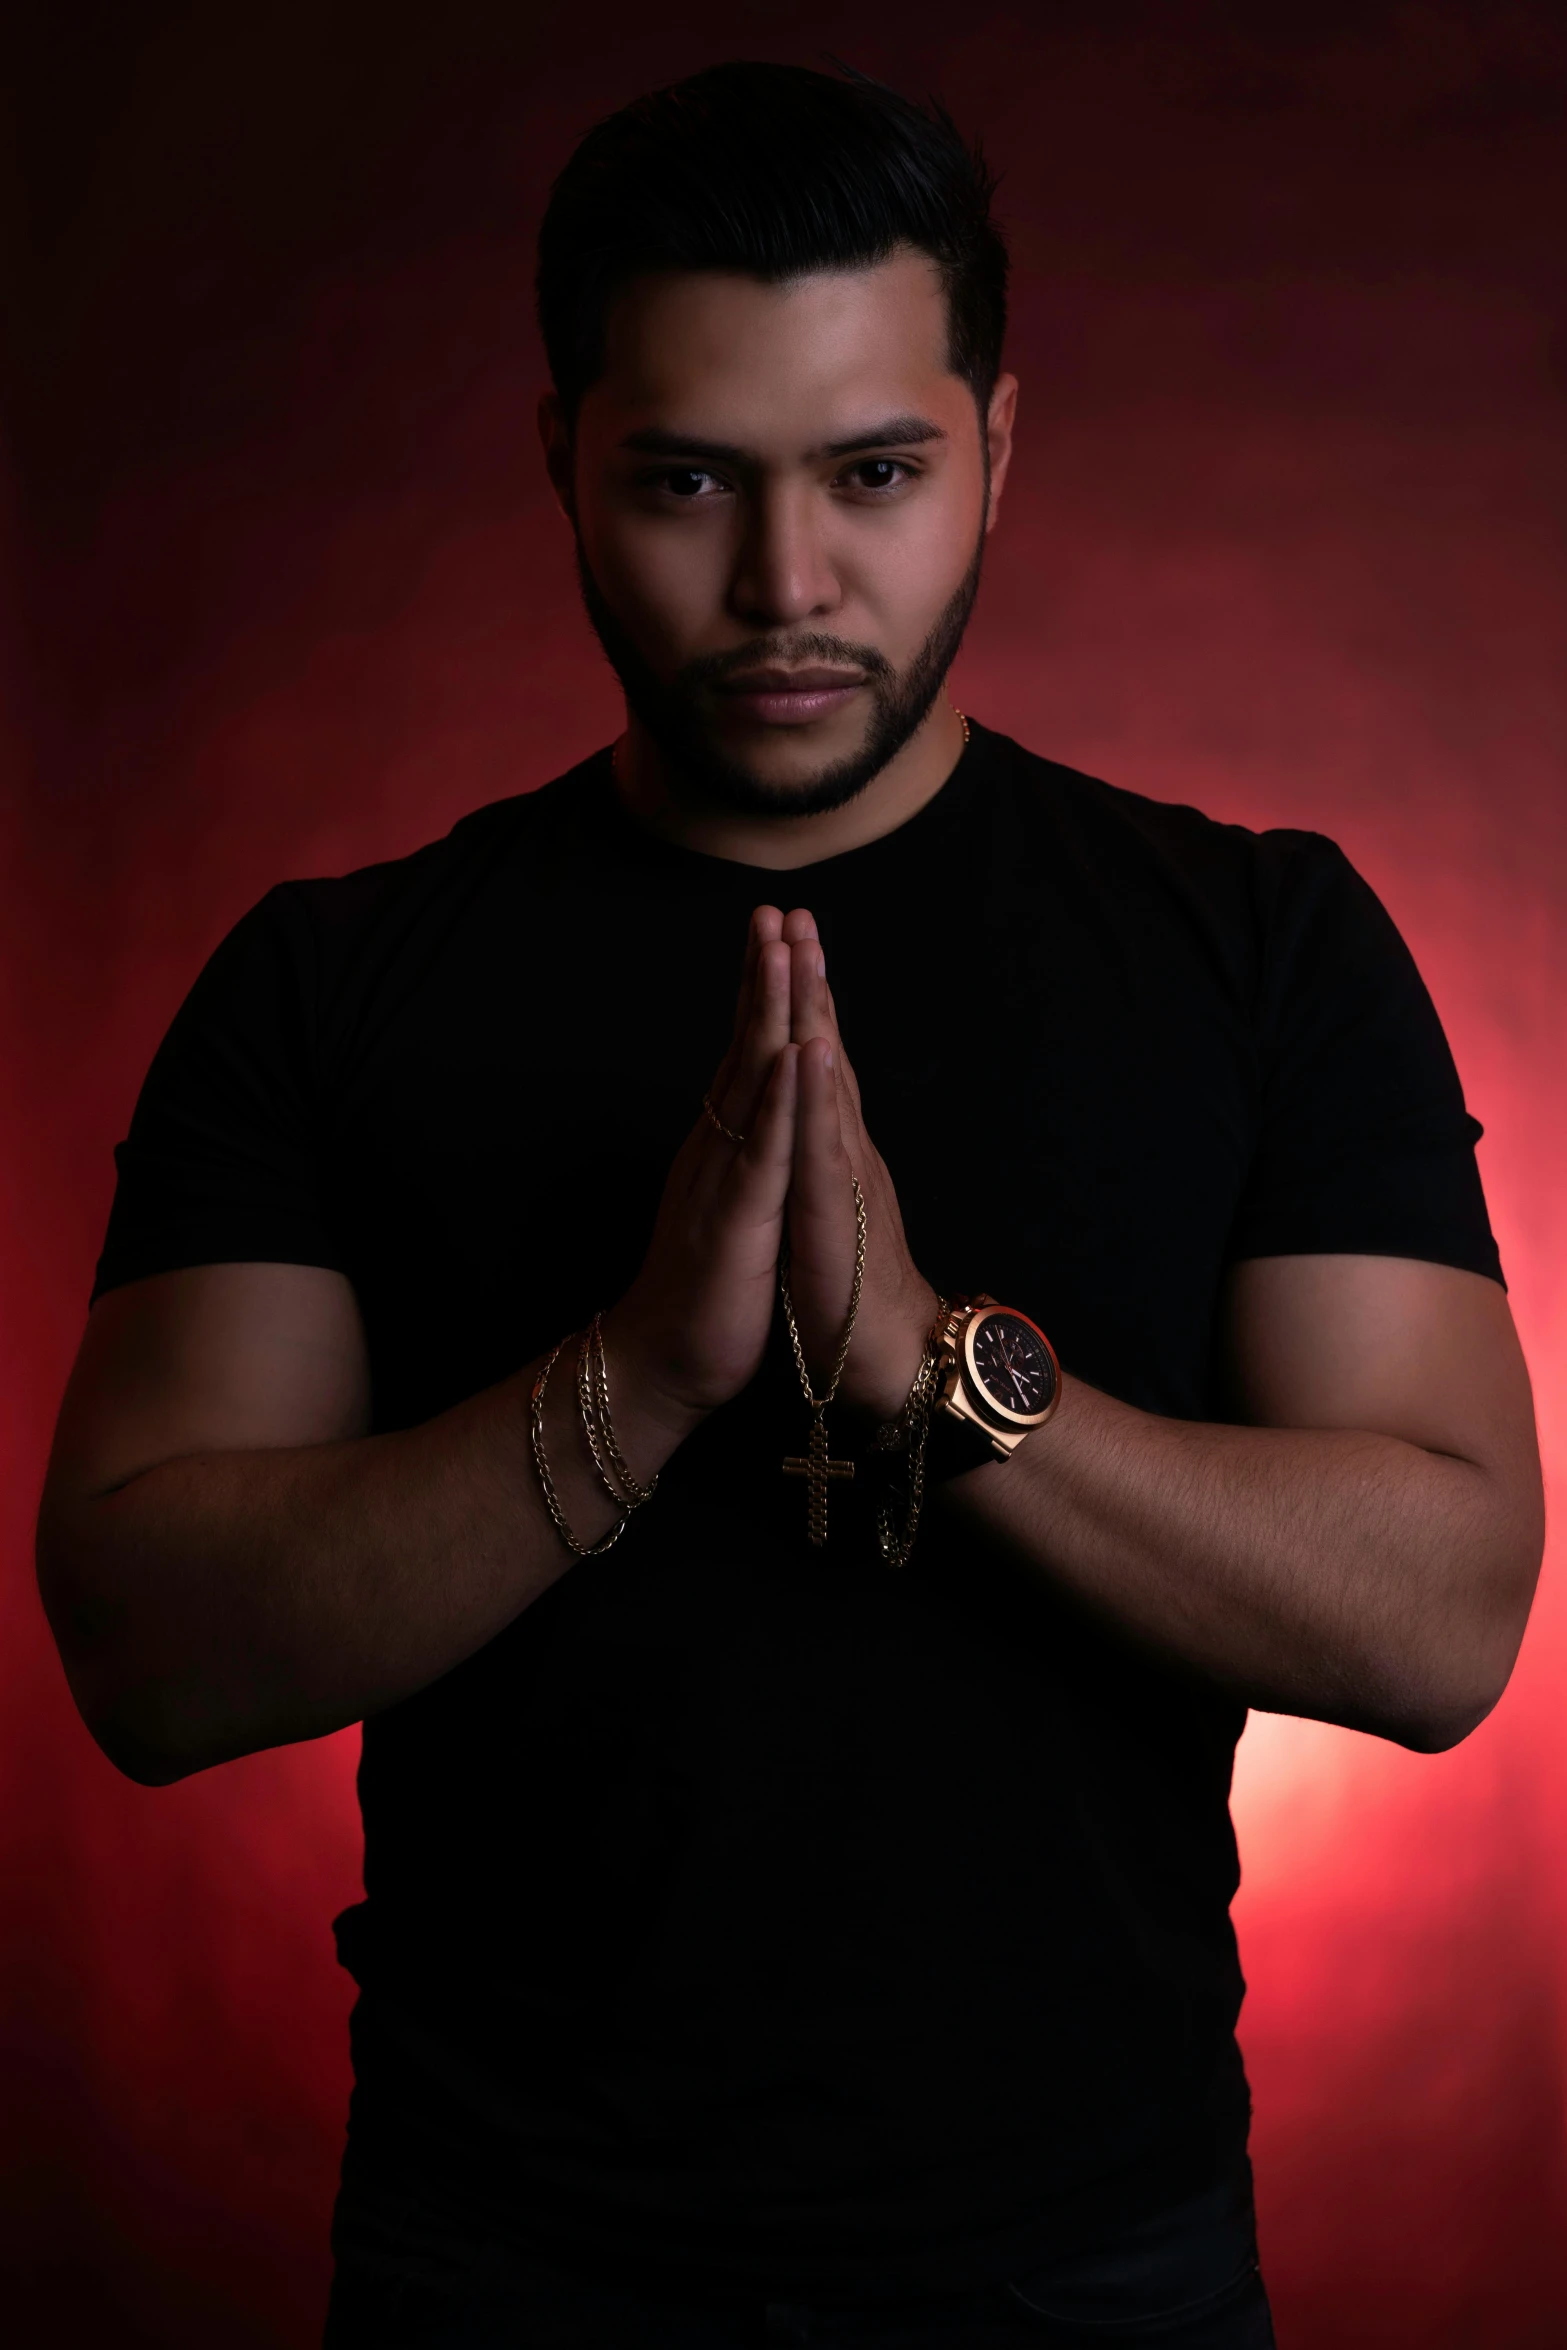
[536,60,1008,421]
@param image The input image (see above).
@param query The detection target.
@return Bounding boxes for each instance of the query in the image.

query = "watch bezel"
[961,1305,1061,1430]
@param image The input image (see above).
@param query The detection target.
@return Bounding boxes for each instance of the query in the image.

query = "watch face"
[966,1310,1058,1424]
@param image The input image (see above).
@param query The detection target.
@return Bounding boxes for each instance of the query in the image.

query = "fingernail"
[823,1044,834,1071]
[815,952,825,978]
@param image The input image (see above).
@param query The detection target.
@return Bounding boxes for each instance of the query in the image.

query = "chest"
[324,864,1257,1429]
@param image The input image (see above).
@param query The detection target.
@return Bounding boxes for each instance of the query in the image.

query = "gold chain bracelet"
[577,1311,658,1509]
[530,1334,625,1556]
[531,1314,658,1557]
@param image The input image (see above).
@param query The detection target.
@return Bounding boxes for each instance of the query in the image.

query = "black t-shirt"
[94,723,1500,2301]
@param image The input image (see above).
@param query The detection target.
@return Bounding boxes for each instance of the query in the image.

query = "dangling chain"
[778,1176,867,1410]
[868,1295,953,1569]
[778,1174,867,1546]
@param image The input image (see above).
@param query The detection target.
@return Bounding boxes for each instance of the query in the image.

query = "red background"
[4,6,1564,2343]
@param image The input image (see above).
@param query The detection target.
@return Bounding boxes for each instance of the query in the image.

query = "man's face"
[546,249,1014,816]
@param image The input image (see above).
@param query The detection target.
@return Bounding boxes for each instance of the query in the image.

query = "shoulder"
[280,759,596,945]
[972,722,1357,934]
[227,756,603,1005]
[154,756,605,1080]
[969,726,1423,1038]
[972,723,1343,897]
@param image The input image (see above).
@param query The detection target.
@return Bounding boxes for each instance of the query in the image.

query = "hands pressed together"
[607,905,940,1439]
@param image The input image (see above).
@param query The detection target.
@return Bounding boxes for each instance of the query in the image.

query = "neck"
[609,699,968,871]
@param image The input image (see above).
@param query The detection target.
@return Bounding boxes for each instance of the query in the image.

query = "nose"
[726,483,841,630]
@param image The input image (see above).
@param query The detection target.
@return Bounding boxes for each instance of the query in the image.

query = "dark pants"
[324,2160,1275,2348]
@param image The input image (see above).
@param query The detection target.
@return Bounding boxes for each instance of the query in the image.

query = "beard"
[574,528,986,820]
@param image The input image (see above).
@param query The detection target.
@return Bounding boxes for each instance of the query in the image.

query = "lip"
[715,669,866,727]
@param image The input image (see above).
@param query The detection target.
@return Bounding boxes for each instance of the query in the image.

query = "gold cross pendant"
[783,1409,855,1547]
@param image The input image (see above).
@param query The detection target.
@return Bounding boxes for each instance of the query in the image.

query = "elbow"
[1390,1690,1501,1757]
[1385,1646,1521,1756]
[1386,1573,1540,1757]
[52,1627,293,1788]
[1394,1636,1527,1752]
[62,1659,214,1787]
[1380,1449,1547,1754]
[39,1522,214,1786]
[94,1722,204,1789]
[42,1613,215,1789]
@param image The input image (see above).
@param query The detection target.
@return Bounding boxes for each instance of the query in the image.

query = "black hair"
[536,60,1007,423]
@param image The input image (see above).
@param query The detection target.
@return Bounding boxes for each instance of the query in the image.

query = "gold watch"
[930,1294,1061,1467]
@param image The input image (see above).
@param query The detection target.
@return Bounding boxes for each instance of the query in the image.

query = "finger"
[711,905,784,1106]
[781,906,818,946]
[713,935,791,1137]
[796,953,865,1144]
[724,1037,798,1222]
[734,904,784,1039]
[821,978,866,1127]
[791,1035,854,1217]
[787,1038,859,1359]
[789,934,833,1047]
[782,943,862,1154]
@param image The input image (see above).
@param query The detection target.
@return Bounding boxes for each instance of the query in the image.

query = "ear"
[982,372,1018,534]
[537,390,576,522]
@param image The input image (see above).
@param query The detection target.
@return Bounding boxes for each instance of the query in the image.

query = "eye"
[652,467,725,499]
[841,458,913,495]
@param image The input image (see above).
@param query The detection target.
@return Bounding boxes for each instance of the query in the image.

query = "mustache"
[679,633,895,688]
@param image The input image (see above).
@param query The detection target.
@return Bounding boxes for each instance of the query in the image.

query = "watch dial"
[971,1313,1056,1419]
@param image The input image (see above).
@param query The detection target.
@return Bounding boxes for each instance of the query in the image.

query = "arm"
[37,1265,689,1785]
[941,1253,1544,1750]
[38,918,801,1786]
[776,917,1545,1754]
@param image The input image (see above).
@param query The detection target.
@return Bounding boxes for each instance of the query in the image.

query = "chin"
[688,741,884,821]
[717,724,870,783]
[676,689,947,819]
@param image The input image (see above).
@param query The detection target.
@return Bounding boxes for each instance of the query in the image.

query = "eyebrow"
[619,415,948,464]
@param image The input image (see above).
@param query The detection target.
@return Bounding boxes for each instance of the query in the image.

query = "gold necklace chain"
[779,1174,867,1409]
[778,1173,868,1549]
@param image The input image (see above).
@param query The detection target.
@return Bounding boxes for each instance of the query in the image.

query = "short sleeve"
[91,884,343,1303]
[1226,832,1503,1286]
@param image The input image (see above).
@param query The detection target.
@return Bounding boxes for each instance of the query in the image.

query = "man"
[37,60,1542,2350]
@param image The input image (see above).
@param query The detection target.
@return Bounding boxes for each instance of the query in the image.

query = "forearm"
[943,1376,1537,1749]
[40,1332,700,1783]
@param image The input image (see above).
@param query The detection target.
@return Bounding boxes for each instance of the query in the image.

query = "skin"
[36,252,1544,1783]
[539,252,1013,863]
